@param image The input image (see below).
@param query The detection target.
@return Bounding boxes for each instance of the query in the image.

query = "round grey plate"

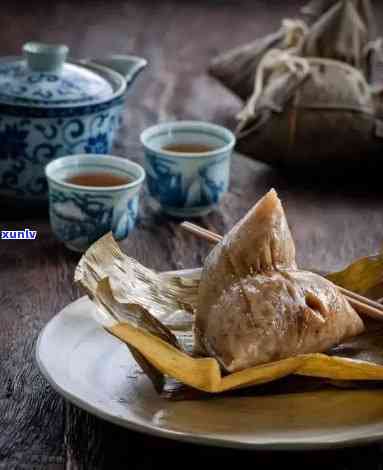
[36,272,383,450]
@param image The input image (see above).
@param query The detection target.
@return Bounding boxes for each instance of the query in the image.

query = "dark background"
[2,1,383,469]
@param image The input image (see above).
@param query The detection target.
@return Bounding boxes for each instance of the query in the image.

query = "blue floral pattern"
[0,61,114,106]
[146,156,184,207]
[0,100,124,200]
[49,188,138,252]
[145,151,229,213]
[112,196,139,240]
[0,124,29,160]
[85,132,109,154]
[198,164,226,205]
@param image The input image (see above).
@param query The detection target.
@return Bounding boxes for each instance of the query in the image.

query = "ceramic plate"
[36,269,383,450]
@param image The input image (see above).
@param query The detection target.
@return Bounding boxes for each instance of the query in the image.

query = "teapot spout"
[84,54,147,86]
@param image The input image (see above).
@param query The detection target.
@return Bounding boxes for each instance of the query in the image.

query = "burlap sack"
[302,0,378,80]
[209,19,308,101]
[302,0,375,38]
[236,51,380,168]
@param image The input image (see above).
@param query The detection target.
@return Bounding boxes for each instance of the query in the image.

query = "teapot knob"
[23,42,69,73]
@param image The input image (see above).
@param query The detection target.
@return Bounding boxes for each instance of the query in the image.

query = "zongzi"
[195,190,365,373]
[208,0,383,169]
[302,1,370,76]
[302,0,376,41]
[235,50,379,168]
[209,19,308,101]
[76,194,383,395]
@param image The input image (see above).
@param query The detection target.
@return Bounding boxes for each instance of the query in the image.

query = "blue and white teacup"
[45,154,145,252]
[140,121,236,217]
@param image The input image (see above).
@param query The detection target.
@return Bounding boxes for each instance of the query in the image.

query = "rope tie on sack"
[236,49,310,138]
[364,37,383,62]
[281,19,309,51]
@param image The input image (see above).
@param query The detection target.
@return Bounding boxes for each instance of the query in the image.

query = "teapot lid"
[0,42,115,107]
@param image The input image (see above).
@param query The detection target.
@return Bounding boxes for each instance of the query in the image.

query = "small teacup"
[140,121,236,217]
[45,154,145,252]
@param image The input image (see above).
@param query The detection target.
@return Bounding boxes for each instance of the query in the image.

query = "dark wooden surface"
[2,0,383,468]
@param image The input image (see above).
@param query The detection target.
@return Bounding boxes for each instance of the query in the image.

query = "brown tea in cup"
[66,173,132,187]
[161,143,218,154]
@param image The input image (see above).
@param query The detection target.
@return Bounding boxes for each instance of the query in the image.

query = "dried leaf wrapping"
[302,0,376,41]
[75,233,383,396]
[209,19,308,101]
[302,1,371,76]
[327,253,383,295]
[209,1,383,169]
[235,50,311,139]
[235,50,378,168]
[211,0,377,104]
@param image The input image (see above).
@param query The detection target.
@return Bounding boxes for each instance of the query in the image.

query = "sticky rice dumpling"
[302,0,370,75]
[235,50,377,169]
[208,19,308,101]
[195,190,365,373]
[302,0,375,40]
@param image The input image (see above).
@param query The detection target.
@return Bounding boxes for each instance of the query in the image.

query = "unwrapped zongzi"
[195,190,365,372]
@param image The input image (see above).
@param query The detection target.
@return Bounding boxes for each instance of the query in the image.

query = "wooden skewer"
[180,221,383,322]
[181,221,222,244]
[345,297,383,322]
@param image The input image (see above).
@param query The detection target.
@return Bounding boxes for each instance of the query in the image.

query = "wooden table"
[2,0,383,468]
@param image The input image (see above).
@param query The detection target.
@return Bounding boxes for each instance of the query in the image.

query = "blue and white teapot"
[0,42,147,205]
